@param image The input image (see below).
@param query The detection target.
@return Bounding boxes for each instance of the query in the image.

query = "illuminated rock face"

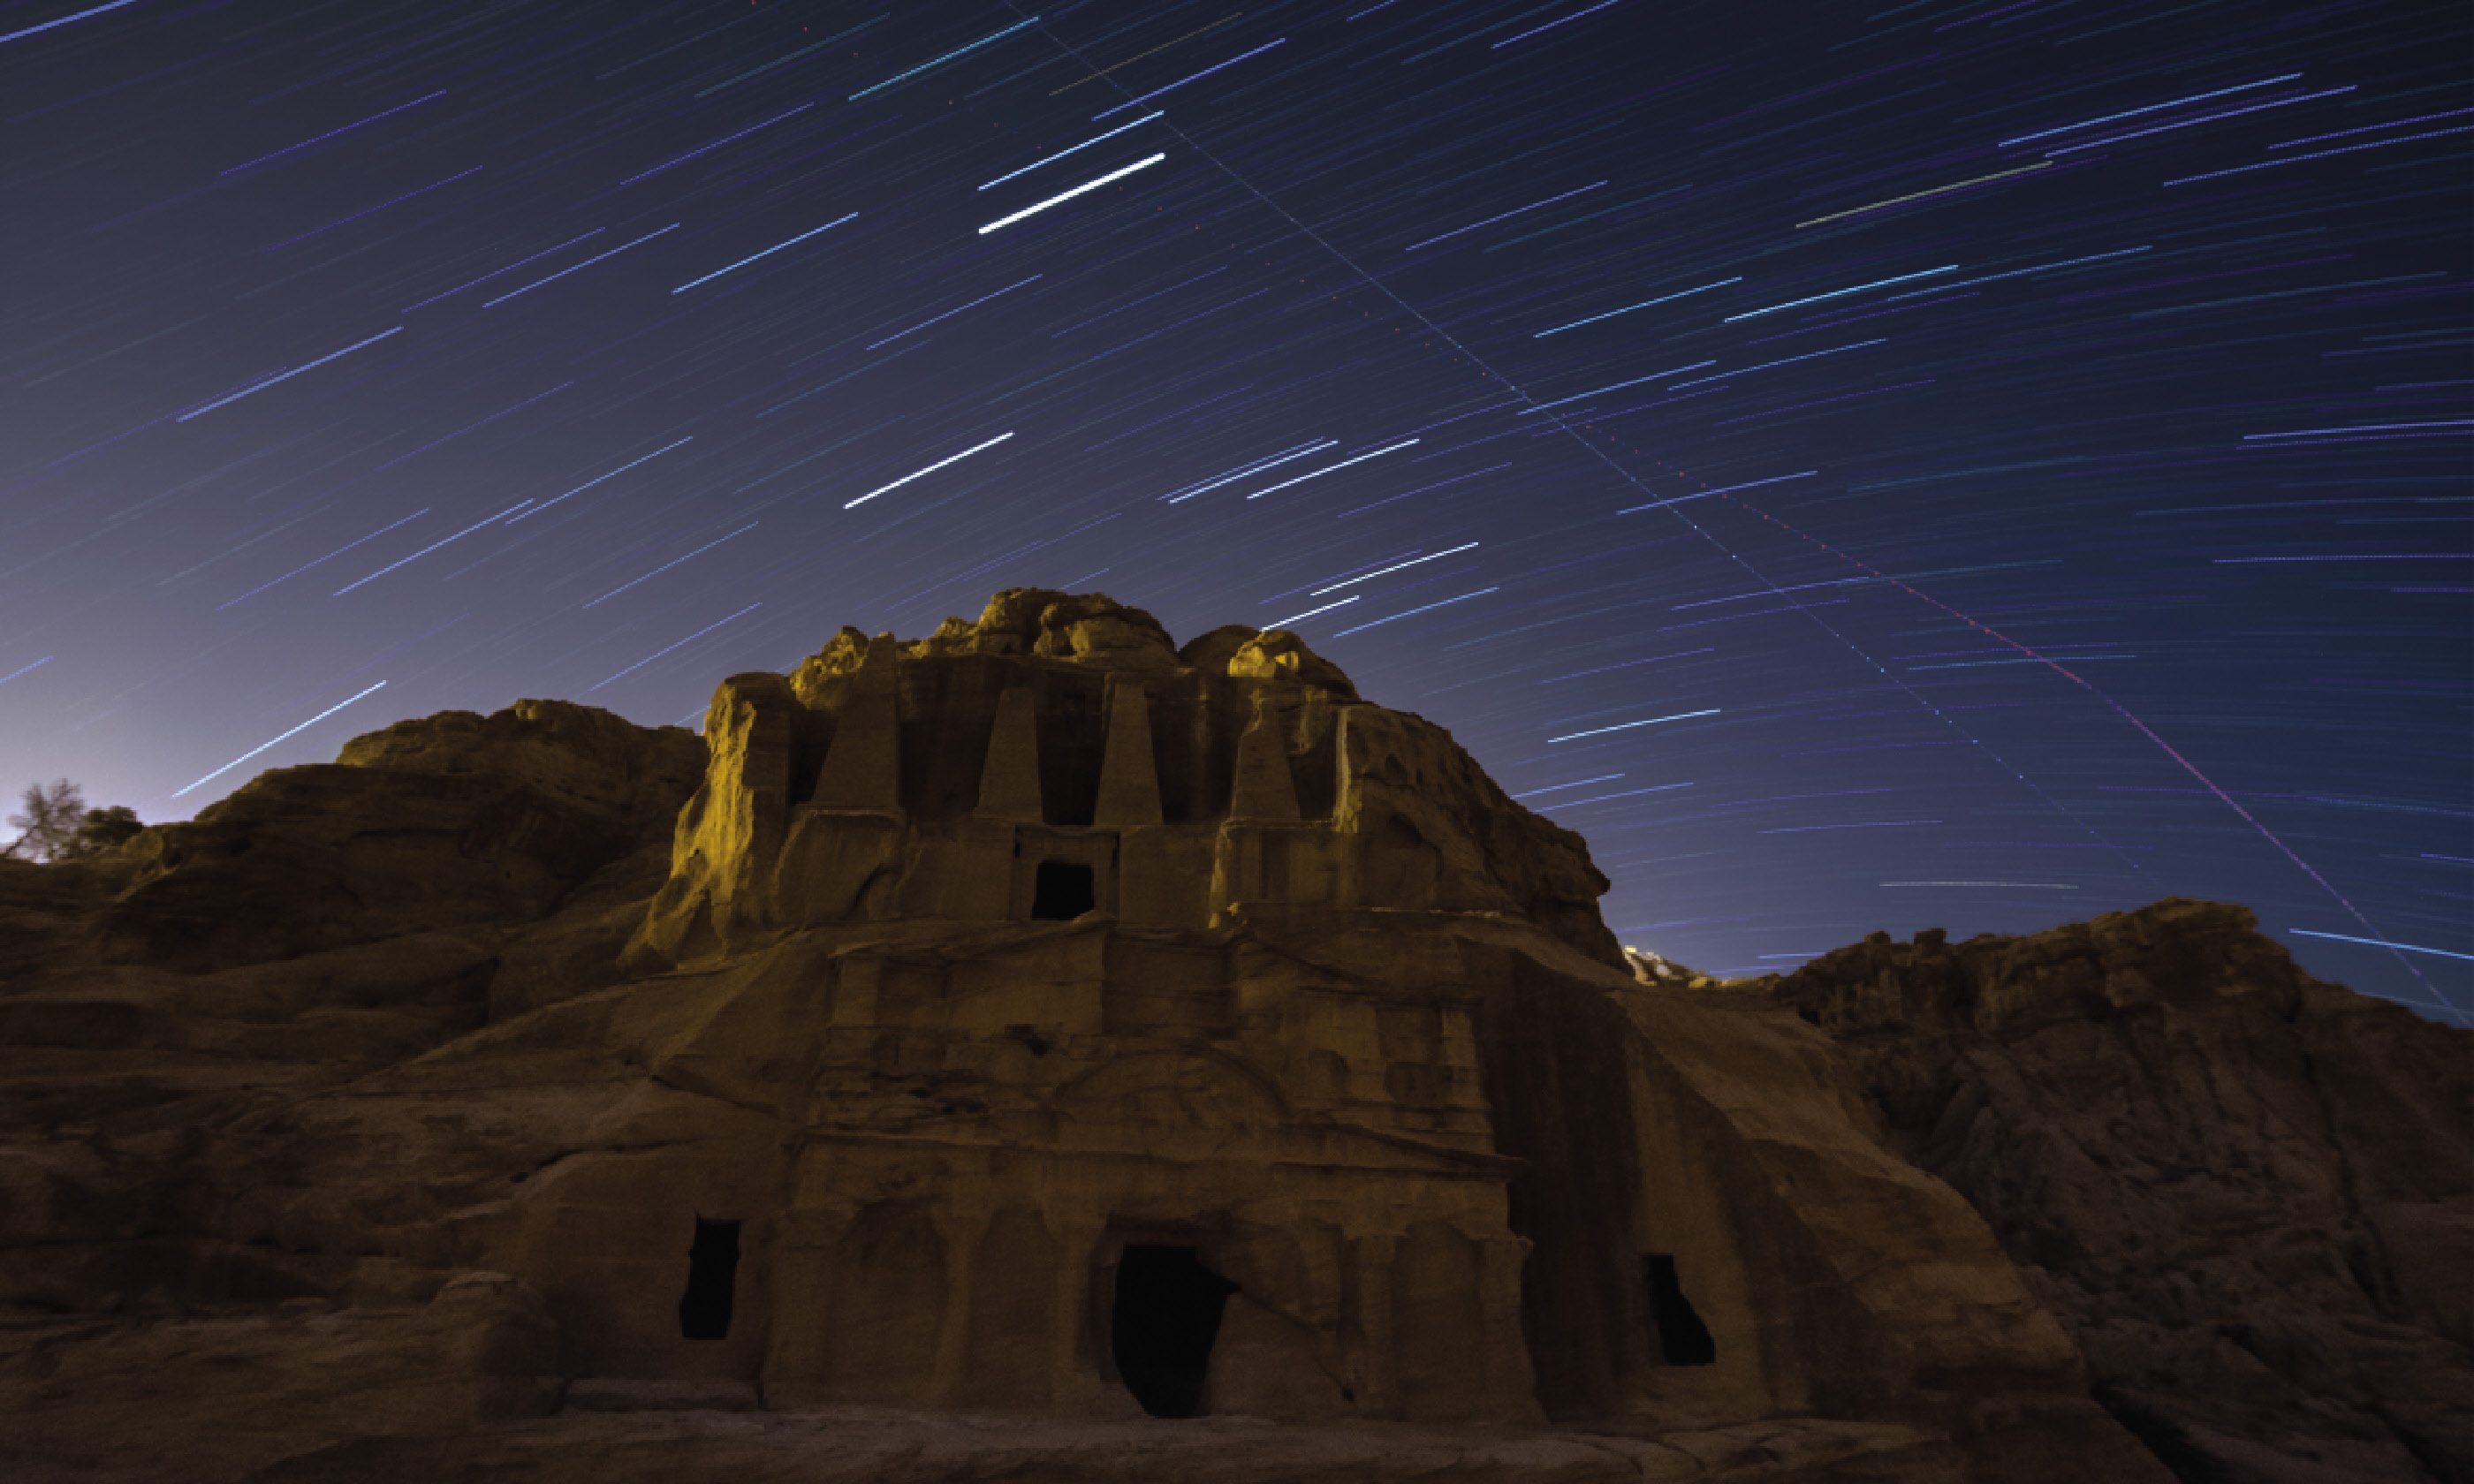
[0,589,2178,1481]
[623,587,1619,969]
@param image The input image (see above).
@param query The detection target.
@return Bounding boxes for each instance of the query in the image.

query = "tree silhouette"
[4,782,143,863]
[4,779,82,860]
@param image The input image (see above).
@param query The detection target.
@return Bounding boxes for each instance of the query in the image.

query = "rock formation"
[1766,901,2473,1484]
[0,588,2447,1482]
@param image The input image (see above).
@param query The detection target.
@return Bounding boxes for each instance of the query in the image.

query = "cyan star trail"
[1,0,2466,1020]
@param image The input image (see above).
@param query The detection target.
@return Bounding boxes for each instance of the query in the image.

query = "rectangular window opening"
[679,1216,741,1341]
[1031,859,1097,920]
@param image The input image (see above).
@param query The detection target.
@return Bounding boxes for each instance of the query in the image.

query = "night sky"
[3,0,2468,1020]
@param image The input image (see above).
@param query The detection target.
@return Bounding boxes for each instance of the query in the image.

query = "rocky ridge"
[1764,900,2472,1484]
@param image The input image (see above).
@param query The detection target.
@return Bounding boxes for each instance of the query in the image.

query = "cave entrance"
[1111,1245,1237,1418]
[678,1217,740,1341]
[1031,860,1096,920]
[1644,1253,1715,1366]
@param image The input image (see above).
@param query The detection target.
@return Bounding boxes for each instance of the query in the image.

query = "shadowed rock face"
[1767,897,2474,1484]
[93,700,704,973]
[23,589,2413,1484]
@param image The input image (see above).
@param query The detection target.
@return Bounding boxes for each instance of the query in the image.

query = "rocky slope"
[1765,899,2472,1484]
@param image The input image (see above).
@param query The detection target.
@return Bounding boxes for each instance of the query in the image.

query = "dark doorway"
[1031,860,1096,920]
[1644,1253,1715,1366]
[679,1217,741,1340]
[1111,1245,1237,1418]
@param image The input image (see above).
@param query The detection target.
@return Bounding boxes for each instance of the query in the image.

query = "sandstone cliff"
[0,591,2443,1484]
[1766,899,2473,1484]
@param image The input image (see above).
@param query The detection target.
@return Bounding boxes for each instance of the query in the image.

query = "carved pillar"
[1050,1215,1117,1412]
[759,1201,856,1401]
[1330,704,1363,909]
[946,686,1041,920]
[1211,698,1301,922]
[1099,678,1187,924]
[975,686,1044,822]
[812,635,902,811]
[1349,1232,1400,1417]
[1093,678,1162,829]
[1479,1235,1546,1423]
[1230,695,1300,822]
[930,1208,985,1407]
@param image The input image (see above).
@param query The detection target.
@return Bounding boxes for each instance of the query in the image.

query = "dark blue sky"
[2,0,2467,1019]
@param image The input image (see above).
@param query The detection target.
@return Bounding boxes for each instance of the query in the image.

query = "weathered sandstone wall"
[1768,898,2473,1484]
[11,592,2433,1482]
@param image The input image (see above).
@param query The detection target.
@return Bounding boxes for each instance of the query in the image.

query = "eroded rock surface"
[0,592,2325,1484]
[1,1272,558,1483]
[95,700,702,972]
[1767,898,2474,1484]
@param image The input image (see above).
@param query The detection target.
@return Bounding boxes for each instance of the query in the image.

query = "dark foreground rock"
[1767,898,2474,1484]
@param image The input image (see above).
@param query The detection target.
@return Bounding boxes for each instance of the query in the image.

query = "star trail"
[0,0,2466,1021]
